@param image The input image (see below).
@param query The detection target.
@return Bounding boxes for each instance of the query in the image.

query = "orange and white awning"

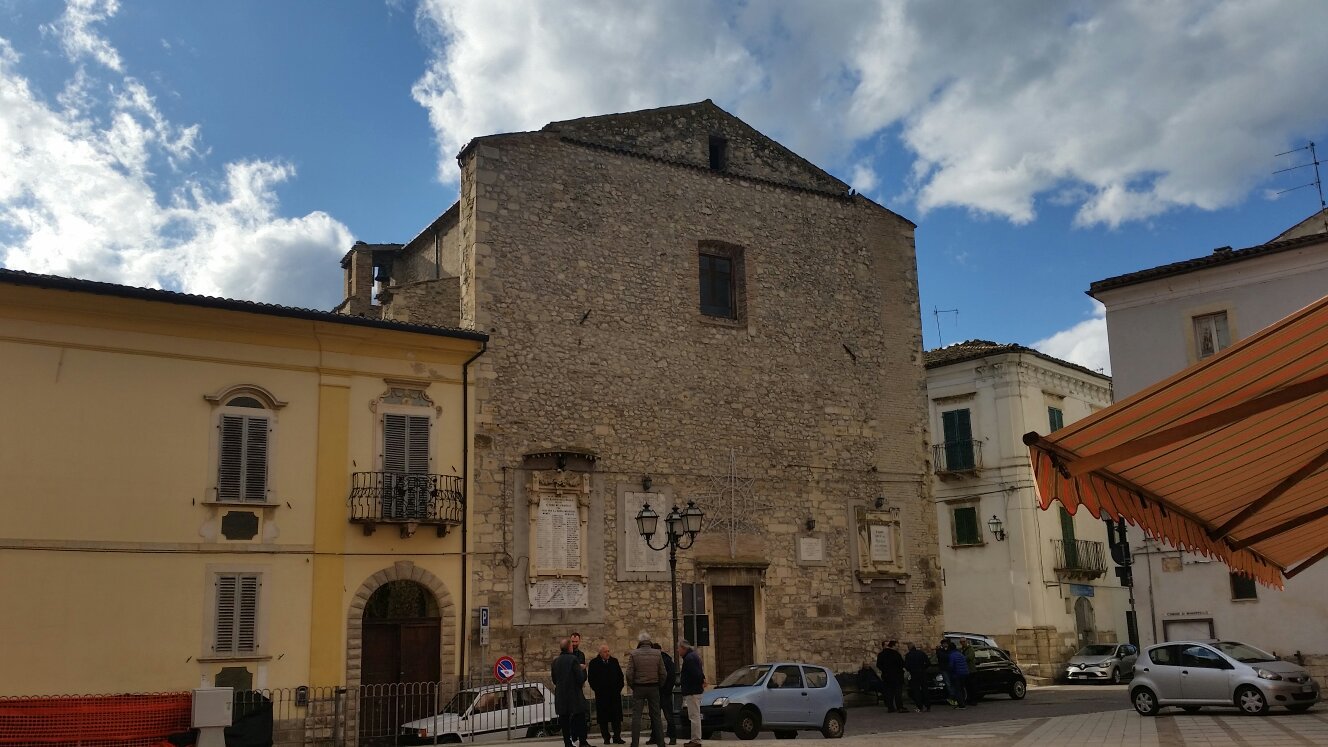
[1025,294,1328,589]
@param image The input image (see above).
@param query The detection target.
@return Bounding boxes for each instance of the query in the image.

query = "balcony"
[348,472,464,538]
[1051,539,1108,580]
[932,439,983,476]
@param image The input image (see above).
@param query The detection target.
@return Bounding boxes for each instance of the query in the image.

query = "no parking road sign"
[494,655,516,683]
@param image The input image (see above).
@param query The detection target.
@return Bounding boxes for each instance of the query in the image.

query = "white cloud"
[0,4,352,309]
[849,162,879,194]
[1032,301,1111,375]
[413,0,1328,228]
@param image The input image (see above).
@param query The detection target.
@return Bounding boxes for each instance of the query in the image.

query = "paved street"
[840,684,1128,735]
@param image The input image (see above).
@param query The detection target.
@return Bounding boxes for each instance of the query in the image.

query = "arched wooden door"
[360,580,441,743]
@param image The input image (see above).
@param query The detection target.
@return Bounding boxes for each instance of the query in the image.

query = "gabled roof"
[0,268,487,342]
[1088,232,1328,297]
[924,339,1109,381]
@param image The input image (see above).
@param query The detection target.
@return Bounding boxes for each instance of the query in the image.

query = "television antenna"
[933,306,959,347]
[1273,142,1327,232]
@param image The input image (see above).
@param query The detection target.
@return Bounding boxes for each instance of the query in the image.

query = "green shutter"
[1048,407,1064,432]
[954,506,980,545]
[942,409,975,470]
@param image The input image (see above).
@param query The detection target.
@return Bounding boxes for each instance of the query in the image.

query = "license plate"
[1303,684,1313,693]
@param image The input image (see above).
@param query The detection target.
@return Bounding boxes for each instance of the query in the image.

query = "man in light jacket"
[624,631,667,747]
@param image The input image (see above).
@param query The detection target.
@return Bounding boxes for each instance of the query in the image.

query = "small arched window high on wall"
[205,385,287,504]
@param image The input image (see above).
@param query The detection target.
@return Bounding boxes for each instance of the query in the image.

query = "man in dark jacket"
[903,643,931,712]
[677,640,705,747]
[553,639,590,747]
[945,643,969,709]
[624,632,666,747]
[653,643,677,745]
[876,640,906,713]
[588,644,626,744]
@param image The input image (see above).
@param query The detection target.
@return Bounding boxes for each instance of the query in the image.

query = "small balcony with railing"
[348,472,464,538]
[932,439,983,477]
[1051,538,1108,580]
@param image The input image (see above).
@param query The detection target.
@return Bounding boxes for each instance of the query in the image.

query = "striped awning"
[1025,294,1328,589]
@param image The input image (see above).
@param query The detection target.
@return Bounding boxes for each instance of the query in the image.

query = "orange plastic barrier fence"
[0,692,192,746]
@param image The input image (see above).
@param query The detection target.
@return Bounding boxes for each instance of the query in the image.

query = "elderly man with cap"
[676,639,706,747]
[624,631,666,747]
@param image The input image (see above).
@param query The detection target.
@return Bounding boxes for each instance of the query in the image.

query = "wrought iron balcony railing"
[932,439,983,474]
[1051,538,1108,579]
[348,472,464,538]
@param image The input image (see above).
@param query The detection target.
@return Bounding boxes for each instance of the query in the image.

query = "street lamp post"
[635,499,705,660]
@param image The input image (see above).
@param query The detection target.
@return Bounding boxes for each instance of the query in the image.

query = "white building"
[1089,210,1328,656]
[925,341,1130,679]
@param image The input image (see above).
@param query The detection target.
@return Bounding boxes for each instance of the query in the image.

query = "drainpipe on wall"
[460,341,487,683]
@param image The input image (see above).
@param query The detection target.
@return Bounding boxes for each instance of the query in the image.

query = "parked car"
[1063,643,1138,684]
[923,645,1027,702]
[943,631,1001,650]
[700,662,846,740]
[399,682,556,744]
[1129,640,1321,716]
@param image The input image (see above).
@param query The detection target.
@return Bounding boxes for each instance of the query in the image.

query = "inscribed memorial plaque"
[870,525,894,563]
[623,491,669,573]
[529,579,589,609]
[798,536,824,563]
[536,496,581,572]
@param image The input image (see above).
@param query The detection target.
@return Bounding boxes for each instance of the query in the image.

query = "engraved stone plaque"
[798,536,825,563]
[624,491,669,573]
[529,579,589,609]
[536,496,581,573]
[870,525,894,563]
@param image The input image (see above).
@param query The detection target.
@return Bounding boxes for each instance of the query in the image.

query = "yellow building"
[0,269,485,701]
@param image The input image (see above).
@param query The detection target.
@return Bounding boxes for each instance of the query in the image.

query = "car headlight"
[934,674,945,683]
[1093,661,1111,668]
[711,697,729,707]
[1256,669,1283,681]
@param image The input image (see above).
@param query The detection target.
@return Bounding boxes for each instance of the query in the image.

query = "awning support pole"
[1284,543,1328,579]
[1209,445,1328,540]
[1231,503,1328,550]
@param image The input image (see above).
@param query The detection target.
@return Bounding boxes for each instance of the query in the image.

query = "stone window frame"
[198,562,271,663]
[697,240,748,326]
[1181,303,1238,365]
[949,500,985,548]
[203,384,287,507]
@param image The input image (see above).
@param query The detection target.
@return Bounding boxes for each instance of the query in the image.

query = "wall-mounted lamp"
[805,517,816,532]
[641,475,653,492]
[874,496,885,509]
[988,515,1007,542]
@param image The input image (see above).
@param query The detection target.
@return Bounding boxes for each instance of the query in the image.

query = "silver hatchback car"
[1064,643,1138,684]
[1130,640,1320,716]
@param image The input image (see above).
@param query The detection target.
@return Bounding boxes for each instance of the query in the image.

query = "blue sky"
[3,0,1327,374]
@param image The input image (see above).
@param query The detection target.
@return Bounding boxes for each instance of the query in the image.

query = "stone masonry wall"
[391,117,938,682]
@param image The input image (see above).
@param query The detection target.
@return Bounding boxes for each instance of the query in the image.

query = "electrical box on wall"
[192,687,234,728]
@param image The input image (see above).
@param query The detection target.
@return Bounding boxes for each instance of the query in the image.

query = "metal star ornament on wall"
[698,448,770,558]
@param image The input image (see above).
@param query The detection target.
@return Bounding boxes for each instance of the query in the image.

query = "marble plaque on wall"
[623,491,669,573]
[536,496,581,572]
[529,579,589,609]
[870,525,894,563]
[798,536,825,562]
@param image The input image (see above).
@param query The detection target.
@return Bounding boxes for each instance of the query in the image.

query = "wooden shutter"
[1048,407,1064,432]
[218,414,269,503]
[954,506,979,545]
[214,573,259,654]
[942,409,974,469]
[383,413,430,473]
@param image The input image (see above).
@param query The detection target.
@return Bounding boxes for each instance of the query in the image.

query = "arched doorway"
[360,580,441,743]
[1073,596,1098,646]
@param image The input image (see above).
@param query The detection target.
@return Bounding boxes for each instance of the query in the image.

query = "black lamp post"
[636,499,704,658]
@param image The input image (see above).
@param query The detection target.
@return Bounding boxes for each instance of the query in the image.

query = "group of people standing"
[551,631,707,747]
[864,638,976,712]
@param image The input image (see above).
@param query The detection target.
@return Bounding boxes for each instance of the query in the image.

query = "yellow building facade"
[0,270,485,698]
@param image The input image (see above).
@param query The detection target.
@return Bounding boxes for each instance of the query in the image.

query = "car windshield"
[718,665,773,688]
[1077,645,1117,657]
[1214,641,1278,664]
[441,691,478,715]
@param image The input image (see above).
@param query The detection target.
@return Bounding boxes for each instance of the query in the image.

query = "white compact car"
[400,682,557,744]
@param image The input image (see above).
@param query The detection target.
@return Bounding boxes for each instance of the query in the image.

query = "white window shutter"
[217,417,245,501]
[215,575,237,653]
[243,417,270,502]
[407,415,430,473]
[237,576,259,653]
[383,414,407,473]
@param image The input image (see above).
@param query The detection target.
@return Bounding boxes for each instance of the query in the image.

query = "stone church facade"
[338,100,941,682]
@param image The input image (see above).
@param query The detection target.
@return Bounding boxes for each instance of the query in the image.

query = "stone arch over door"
[345,561,457,736]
